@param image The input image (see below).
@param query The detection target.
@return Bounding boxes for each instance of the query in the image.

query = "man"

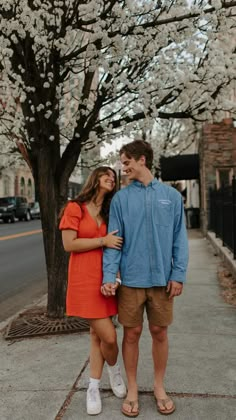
[102,140,188,417]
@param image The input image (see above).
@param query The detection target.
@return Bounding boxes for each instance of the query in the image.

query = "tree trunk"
[45,228,69,319]
[36,148,69,318]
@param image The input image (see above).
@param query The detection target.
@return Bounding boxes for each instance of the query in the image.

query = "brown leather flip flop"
[156,397,175,415]
[121,399,139,417]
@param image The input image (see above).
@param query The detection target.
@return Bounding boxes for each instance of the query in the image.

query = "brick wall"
[199,118,236,233]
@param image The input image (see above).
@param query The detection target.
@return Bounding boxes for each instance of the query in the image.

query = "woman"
[59,167,126,415]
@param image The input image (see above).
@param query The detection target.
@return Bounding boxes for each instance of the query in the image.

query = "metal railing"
[208,176,236,259]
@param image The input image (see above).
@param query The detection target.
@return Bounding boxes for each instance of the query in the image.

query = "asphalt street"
[0,219,47,321]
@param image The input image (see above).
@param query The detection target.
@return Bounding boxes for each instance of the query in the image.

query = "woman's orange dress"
[59,202,117,318]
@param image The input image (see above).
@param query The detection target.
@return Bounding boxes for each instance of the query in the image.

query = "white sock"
[89,377,100,388]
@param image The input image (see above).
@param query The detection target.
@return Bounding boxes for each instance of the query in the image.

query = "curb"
[207,231,236,277]
[0,293,47,332]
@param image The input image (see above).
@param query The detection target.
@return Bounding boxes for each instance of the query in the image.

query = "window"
[216,168,233,189]
[20,177,25,196]
[3,176,10,195]
[27,178,32,199]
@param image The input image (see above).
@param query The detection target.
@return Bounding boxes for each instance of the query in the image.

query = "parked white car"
[29,202,41,219]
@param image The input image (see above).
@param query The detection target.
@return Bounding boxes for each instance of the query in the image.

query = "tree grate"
[4,307,90,340]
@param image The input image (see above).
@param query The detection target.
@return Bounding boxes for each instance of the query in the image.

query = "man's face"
[120,153,145,181]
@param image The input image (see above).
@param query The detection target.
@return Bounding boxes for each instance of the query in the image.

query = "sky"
[100,136,128,158]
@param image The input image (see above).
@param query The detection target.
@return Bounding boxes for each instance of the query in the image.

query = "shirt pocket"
[155,202,172,227]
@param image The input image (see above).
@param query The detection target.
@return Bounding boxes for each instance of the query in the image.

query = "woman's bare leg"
[89,327,104,379]
[89,317,118,367]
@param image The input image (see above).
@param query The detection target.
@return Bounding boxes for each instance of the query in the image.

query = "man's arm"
[103,194,124,285]
[168,193,189,298]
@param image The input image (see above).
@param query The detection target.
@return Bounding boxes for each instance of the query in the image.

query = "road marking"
[0,229,42,241]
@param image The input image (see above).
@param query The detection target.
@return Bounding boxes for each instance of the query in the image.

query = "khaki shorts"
[117,286,173,328]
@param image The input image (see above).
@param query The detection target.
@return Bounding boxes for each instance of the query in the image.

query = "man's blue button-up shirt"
[103,178,189,287]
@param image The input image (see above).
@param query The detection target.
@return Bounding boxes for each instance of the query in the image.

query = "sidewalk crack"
[54,357,89,419]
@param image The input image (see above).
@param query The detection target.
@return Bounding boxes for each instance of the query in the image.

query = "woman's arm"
[61,229,123,253]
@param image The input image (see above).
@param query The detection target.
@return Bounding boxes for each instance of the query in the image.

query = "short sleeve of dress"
[59,202,82,231]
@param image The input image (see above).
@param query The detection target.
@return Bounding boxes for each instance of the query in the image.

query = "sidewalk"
[1,230,236,420]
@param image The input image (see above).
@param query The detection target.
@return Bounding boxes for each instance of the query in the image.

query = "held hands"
[167,280,183,299]
[103,230,123,249]
[101,281,120,297]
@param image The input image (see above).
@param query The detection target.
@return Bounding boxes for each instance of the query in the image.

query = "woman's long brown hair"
[59,166,117,225]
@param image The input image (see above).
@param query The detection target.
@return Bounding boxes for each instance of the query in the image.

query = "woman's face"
[99,170,116,193]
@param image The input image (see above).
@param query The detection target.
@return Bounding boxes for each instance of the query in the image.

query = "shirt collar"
[132,178,160,190]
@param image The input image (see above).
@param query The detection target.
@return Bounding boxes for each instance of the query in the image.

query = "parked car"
[0,196,31,223]
[29,201,41,219]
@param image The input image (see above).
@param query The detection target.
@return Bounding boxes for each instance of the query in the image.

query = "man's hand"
[167,280,183,299]
[101,282,119,297]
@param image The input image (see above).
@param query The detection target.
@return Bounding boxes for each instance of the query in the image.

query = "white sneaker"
[86,386,102,415]
[107,363,126,398]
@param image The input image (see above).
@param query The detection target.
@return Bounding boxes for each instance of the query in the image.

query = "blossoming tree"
[0,0,235,317]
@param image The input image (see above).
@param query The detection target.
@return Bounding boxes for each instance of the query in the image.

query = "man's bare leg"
[149,324,174,412]
[122,325,142,414]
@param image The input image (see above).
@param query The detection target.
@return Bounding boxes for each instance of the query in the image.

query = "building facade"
[199,118,236,233]
[0,162,35,202]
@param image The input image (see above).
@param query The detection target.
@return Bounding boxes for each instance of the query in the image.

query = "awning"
[160,154,199,181]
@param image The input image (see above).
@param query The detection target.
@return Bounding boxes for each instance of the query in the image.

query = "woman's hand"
[101,281,120,296]
[103,230,123,249]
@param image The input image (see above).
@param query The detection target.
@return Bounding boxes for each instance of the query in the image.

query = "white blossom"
[45,110,52,119]
[0,0,235,159]
[37,104,45,111]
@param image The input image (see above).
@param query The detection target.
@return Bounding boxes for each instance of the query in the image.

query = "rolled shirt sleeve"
[103,195,123,284]
[169,194,189,282]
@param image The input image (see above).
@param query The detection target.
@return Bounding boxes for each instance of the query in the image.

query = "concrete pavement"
[0,230,236,420]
